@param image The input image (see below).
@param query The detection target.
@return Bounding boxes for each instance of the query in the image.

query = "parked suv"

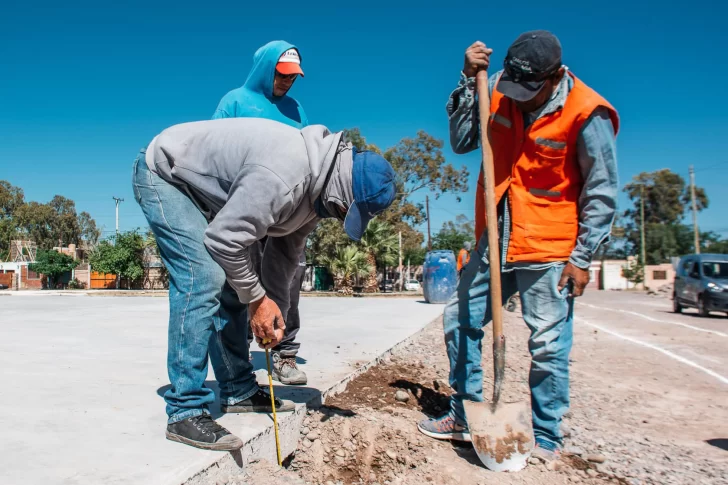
[673,253,728,317]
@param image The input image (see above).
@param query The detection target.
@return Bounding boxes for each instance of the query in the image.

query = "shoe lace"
[279,357,298,370]
[191,414,225,436]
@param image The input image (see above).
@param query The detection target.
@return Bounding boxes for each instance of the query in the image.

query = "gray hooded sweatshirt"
[145,118,352,311]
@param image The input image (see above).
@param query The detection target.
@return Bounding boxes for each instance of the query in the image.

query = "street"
[1,290,726,485]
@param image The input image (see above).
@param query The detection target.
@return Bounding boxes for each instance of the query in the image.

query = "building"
[644,263,675,291]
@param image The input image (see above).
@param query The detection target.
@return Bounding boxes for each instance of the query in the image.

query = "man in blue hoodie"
[212,40,309,386]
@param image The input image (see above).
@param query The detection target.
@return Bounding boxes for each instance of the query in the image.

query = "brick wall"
[21,265,43,289]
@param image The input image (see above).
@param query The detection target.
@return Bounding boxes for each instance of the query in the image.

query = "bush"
[68,278,86,290]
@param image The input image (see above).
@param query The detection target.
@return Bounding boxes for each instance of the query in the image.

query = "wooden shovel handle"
[476,70,506,404]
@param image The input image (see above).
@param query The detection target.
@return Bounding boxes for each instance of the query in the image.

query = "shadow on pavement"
[706,438,728,451]
[156,381,323,420]
[659,310,728,319]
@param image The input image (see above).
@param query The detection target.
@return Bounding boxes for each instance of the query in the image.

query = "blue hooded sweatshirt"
[212,40,308,128]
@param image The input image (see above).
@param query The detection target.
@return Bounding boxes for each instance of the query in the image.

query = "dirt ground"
[197,291,728,485]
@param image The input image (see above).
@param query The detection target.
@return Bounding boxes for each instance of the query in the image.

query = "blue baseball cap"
[344,150,397,241]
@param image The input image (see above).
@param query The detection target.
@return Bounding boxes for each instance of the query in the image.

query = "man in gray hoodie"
[133,118,396,451]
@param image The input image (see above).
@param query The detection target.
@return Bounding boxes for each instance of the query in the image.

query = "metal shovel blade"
[463,399,534,472]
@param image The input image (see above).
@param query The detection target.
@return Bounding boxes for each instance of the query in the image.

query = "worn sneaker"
[531,441,562,463]
[272,353,308,385]
[166,414,243,451]
[417,413,471,442]
[221,387,296,414]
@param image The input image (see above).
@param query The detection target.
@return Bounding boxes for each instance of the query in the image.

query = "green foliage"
[321,245,372,293]
[383,130,469,227]
[28,249,79,288]
[622,262,644,286]
[342,128,382,154]
[622,169,713,263]
[89,230,145,289]
[68,278,86,290]
[308,219,349,266]
[359,219,399,269]
[705,239,728,254]
[0,180,101,256]
[432,215,473,254]
[309,128,470,269]
[403,246,427,266]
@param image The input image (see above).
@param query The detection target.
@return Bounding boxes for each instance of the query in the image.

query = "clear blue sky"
[2,0,727,243]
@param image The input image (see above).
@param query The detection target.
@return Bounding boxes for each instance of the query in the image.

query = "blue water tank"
[422,250,458,304]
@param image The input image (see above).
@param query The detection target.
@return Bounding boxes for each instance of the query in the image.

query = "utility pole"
[426,195,432,250]
[398,231,403,292]
[640,185,646,268]
[689,165,700,254]
[112,197,124,237]
[638,184,648,290]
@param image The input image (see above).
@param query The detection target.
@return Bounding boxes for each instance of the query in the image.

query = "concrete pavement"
[0,295,444,485]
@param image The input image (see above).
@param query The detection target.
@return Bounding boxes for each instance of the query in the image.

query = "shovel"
[462,69,534,473]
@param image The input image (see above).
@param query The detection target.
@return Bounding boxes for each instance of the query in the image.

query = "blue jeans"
[132,151,259,424]
[444,232,574,450]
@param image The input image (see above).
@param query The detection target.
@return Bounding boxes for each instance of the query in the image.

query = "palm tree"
[322,245,372,294]
[359,219,398,293]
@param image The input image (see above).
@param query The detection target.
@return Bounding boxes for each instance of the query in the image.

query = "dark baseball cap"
[344,149,397,241]
[497,30,562,102]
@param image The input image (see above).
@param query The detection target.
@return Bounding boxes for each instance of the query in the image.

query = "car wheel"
[672,294,682,313]
[698,295,710,317]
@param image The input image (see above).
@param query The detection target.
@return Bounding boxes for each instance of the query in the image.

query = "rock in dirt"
[386,449,397,461]
[529,457,541,465]
[306,431,320,441]
[586,468,599,478]
[585,453,607,464]
[336,449,346,458]
[395,390,410,403]
[301,427,310,436]
[565,445,584,455]
[433,379,449,391]
[302,439,313,449]
[334,455,345,466]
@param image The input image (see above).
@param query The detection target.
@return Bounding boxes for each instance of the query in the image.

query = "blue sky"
[2,0,727,243]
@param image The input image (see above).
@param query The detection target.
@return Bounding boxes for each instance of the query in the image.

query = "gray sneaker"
[272,353,308,385]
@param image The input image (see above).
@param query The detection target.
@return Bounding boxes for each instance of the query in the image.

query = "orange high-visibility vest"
[457,248,470,271]
[474,72,619,263]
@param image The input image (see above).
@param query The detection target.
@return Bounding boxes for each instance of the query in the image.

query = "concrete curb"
[180,314,442,485]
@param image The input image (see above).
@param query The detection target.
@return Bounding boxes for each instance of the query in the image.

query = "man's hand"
[249,295,285,350]
[463,41,493,78]
[558,262,590,298]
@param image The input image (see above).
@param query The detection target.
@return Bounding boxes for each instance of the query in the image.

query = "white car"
[404,279,421,291]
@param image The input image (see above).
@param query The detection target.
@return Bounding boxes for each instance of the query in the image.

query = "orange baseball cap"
[276,48,304,76]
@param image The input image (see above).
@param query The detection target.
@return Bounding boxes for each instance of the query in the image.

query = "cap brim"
[496,72,545,102]
[276,63,304,76]
[343,203,368,242]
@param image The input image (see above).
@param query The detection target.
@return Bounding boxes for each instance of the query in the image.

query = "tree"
[403,246,426,266]
[0,181,25,259]
[359,219,398,292]
[705,239,728,254]
[10,192,100,251]
[307,219,350,266]
[342,128,382,154]
[14,201,58,249]
[78,211,101,248]
[89,230,145,289]
[383,130,469,228]
[432,214,474,254]
[321,245,372,294]
[49,195,81,246]
[28,249,78,289]
[622,169,709,263]
[623,169,708,226]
